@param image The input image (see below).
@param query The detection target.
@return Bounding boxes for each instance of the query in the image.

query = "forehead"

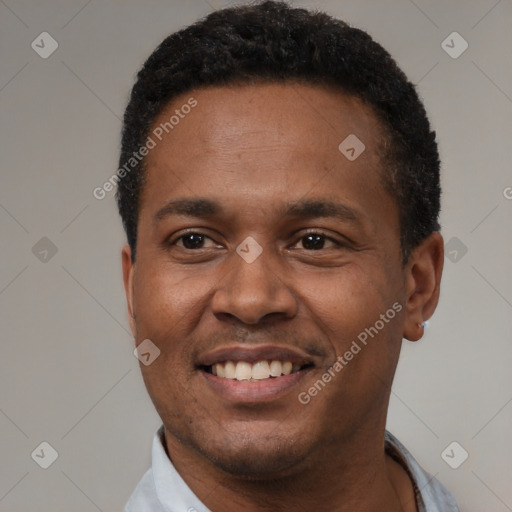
[150,81,385,157]
[139,82,393,229]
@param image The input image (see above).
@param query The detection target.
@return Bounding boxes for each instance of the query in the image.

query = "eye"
[292,231,340,250]
[174,231,218,250]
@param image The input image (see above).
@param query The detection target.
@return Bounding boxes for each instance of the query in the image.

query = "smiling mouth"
[202,360,313,382]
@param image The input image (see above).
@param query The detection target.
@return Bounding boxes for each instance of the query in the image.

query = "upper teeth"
[211,360,298,381]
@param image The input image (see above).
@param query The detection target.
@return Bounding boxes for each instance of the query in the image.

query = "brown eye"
[301,234,326,250]
[292,232,339,250]
[175,232,217,249]
[181,233,204,249]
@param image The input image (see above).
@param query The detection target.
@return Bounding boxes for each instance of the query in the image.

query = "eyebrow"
[281,199,361,224]
[154,198,220,224]
[153,197,362,225]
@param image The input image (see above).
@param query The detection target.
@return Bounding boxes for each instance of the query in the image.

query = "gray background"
[1,0,511,510]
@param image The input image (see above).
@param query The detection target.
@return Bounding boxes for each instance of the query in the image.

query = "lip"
[197,344,316,403]
[201,366,313,403]
[197,344,315,367]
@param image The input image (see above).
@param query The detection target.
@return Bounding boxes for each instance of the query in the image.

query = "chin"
[204,439,310,479]
[175,419,315,479]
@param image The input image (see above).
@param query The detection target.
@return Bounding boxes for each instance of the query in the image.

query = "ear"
[403,232,444,341]
[122,244,137,338]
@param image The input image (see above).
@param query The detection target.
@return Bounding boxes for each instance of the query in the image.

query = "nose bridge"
[212,239,296,324]
[232,243,276,295]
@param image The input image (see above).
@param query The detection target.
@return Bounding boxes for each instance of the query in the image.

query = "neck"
[164,426,417,512]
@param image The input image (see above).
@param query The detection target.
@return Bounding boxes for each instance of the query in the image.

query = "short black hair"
[116,0,440,263]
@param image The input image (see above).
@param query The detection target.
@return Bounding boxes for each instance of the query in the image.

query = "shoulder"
[124,467,167,512]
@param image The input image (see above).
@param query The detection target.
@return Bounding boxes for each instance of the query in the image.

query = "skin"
[122,82,444,512]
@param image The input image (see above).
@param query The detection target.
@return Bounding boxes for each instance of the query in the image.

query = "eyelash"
[169,228,346,250]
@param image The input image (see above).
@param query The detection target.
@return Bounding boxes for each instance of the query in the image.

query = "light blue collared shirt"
[124,426,459,512]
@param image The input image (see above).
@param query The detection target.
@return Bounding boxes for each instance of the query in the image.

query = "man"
[117,1,458,510]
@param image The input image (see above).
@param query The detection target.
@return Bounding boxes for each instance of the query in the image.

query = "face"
[122,82,440,478]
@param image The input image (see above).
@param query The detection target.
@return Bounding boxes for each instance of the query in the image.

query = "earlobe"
[403,232,444,341]
[121,244,137,337]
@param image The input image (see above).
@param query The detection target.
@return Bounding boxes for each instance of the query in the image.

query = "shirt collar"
[385,431,459,512]
[126,426,459,512]
[151,425,208,512]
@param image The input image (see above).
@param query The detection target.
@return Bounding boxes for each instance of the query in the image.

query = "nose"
[211,244,297,325]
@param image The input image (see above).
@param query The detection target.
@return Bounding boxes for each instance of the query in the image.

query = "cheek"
[300,263,398,340]
[134,258,210,332]
[301,262,404,397]
[131,265,206,388]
